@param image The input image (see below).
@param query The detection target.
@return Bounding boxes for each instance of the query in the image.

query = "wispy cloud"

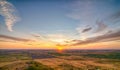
[82,27,92,33]
[46,34,70,43]
[107,11,120,23]
[67,0,116,33]
[0,39,11,42]
[111,11,120,20]
[31,33,41,38]
[0,34,34,42]
[0,0,20,31]
[67,30,120,46]
[95,20,107,33]
[31,33,47,41]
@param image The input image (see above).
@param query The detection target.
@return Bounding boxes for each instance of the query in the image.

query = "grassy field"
[0,49,120,70]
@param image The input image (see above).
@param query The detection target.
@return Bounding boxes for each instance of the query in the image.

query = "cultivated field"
[0,49,120,70]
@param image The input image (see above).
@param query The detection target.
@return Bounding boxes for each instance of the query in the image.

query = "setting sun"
[58,47,63,51]
[57,46,64,53]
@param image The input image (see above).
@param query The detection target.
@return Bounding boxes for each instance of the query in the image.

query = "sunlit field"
[0,49,120,70]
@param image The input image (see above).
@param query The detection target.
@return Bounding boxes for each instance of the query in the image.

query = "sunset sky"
[0,0,120,49]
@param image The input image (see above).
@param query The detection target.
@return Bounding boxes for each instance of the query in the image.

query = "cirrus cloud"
[0,0,20,31]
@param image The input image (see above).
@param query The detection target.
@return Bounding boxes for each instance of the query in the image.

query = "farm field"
[0,49,120,70]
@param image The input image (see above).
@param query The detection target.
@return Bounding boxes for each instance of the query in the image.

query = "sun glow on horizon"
[56,45,64,53]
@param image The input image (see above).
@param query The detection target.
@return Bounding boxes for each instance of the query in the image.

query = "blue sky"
[1,0,120,34]
[10,0,78,32]
[0,0,120,49]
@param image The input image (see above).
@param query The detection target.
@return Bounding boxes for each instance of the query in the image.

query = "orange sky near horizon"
[0,39,119,49]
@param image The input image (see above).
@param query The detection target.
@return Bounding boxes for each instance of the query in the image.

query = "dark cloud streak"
[70,30,120,46]
[82,27,92,33]
[0,34,34,42]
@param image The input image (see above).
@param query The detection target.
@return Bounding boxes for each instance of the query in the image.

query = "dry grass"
[35,56,119,70]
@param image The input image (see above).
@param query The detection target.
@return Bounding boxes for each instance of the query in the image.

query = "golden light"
[58,47,63,51]
[57,46,64,53]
